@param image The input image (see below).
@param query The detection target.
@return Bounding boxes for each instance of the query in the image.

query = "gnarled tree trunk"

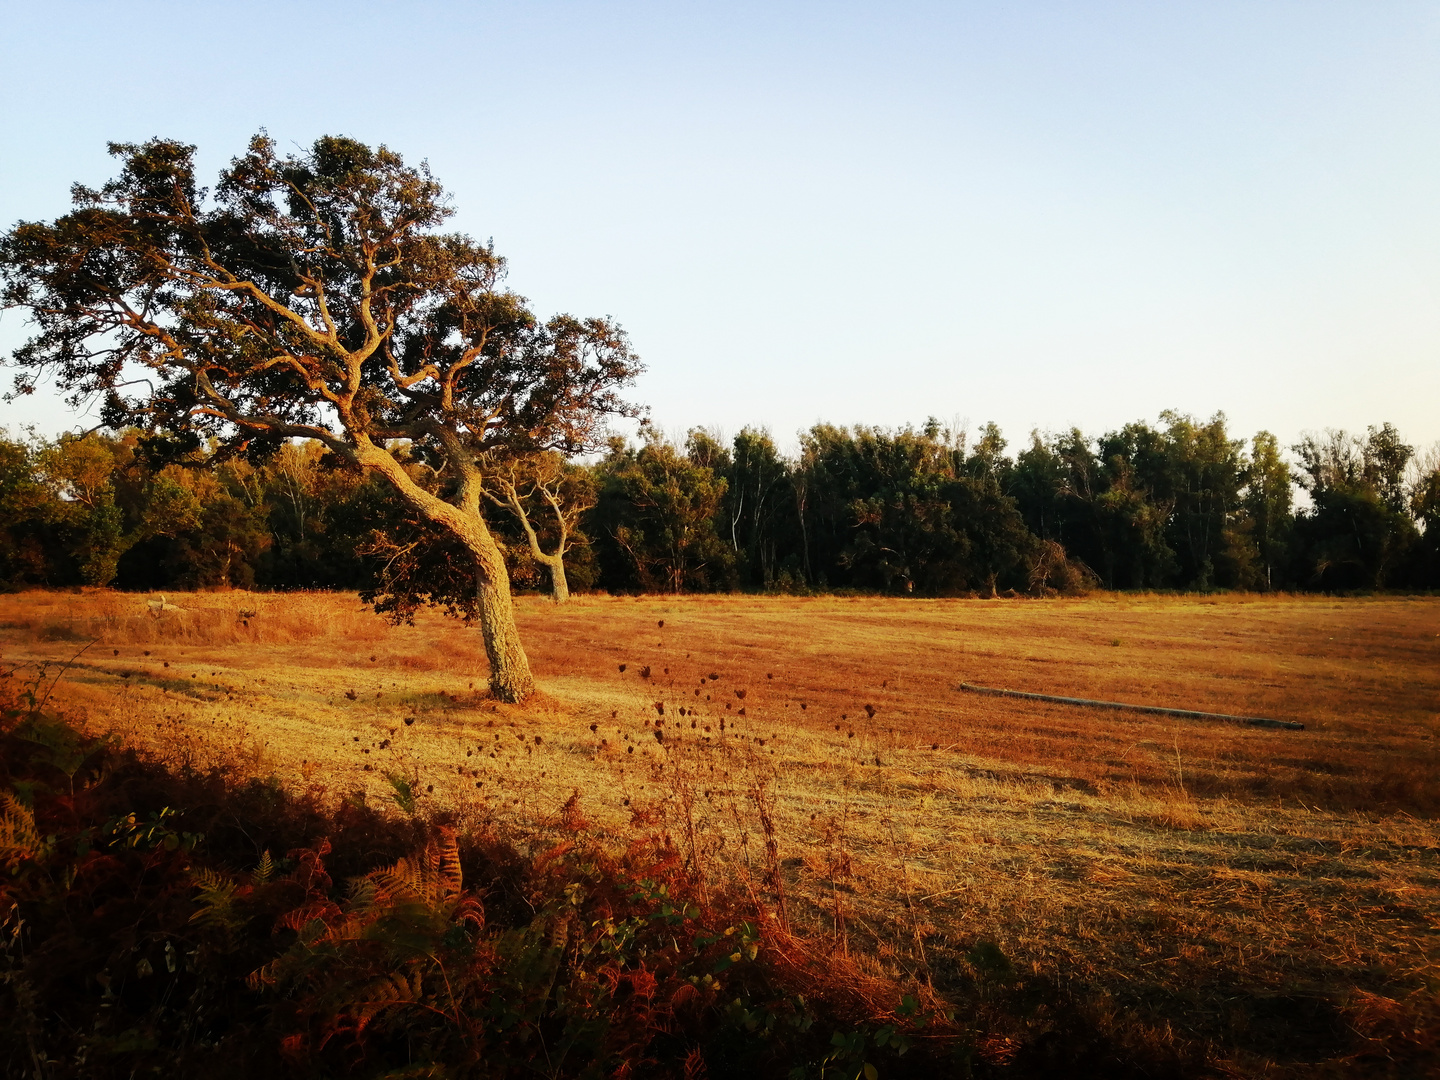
[488,467,581,606]
[539,553,570,604]
[357,440,535,703]
[474,557,534,702]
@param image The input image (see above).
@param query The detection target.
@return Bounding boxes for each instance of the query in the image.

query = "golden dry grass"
[4,588,1438,1073]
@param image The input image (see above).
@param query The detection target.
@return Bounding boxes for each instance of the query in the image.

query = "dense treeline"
[3,411,1437,597]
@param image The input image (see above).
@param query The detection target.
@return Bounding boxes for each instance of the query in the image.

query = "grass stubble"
[3,588,1437,1076]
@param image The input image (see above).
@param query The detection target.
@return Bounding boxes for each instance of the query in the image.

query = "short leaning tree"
[482,450,597,605]
[0,135,642,701]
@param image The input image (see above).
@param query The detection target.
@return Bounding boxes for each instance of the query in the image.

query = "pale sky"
[2,2,1438,459]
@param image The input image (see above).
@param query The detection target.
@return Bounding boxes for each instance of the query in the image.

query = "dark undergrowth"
[2,708,946,1080]
[5,660,1425,1079]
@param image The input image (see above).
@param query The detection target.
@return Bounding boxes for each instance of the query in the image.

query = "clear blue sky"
[2,2,1437,458]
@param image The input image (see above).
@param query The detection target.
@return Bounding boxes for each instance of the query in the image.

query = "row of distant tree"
[2,411,1437,599]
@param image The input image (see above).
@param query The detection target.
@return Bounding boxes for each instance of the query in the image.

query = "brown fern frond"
[358,830,476,928]
[627,841,683,883]
[397,854,426,898]
[248,958,281,990]
[670,983,701,1013]
[189,868,244,933]
[0,792,42,870]
[452,895,485,932]
[364,861,404,906]
[434,826,463,900]
[367,854,426,906]
[276,899,343,936]
[289,837,333,897]
[351,967,421,1025]
[532,840,573,875]
[422,833,443,897]
[347,875,380,913]
[191,866,231,891]
[327,911,373,942]
[683,1046,708,1080]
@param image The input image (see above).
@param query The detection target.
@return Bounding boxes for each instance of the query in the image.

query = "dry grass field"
[3,589,1438,1075]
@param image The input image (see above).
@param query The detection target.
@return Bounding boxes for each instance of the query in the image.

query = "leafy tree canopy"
[1,134,643,699]
[2,135,639,462]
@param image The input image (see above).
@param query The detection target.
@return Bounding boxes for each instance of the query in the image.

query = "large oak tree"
[0,135,642,700]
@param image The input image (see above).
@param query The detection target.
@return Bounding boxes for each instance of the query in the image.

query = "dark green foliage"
[255,442,388,589]
[1,412,1435,597]
[1291,426,1420,590]
[1244,432,1293,592]
[591,432,736,593]
[1409,452,1440,587]
[798,424,965,594]
[722,428,796,589]
[791,423,1035,596]
[1013,414,1286,592]
[0,435,57,586]
[1149,412,1254,590]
